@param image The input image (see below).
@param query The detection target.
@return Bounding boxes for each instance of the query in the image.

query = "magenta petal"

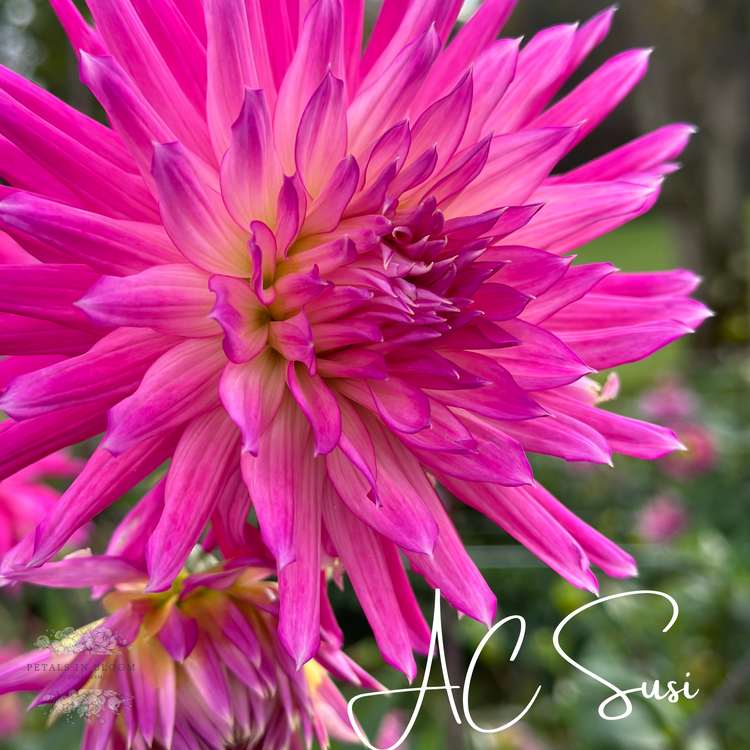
[322,486,418,681]
[295,71,348,198]
[152,141,252,276]
[278,450,324,668]
[440,475,599,594]
[208,275,269,363]
[287,361,342,456]
[145,409,240,593]
[29,428,182,568]
[268,308,317,373]
[78,264,220,338]
[103,337,225,456]
[218,349,286,455]
[240,392,310,569]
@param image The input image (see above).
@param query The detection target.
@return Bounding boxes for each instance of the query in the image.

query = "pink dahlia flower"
[636,491,689,543]
[0,0,710,675]
[0,451,84,570]
[0,555,373,750]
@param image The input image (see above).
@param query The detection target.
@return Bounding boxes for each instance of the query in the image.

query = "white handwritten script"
[347,589,699,750]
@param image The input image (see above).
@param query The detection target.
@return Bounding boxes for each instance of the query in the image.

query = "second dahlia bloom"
[0,0,710,675]
[0,555,371,749]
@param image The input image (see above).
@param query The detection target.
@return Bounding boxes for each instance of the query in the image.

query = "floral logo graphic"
[34,623,134,656]
[41,689,134,725]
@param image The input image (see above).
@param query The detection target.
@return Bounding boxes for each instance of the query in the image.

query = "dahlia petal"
[529,484,637,577]
[295,72,348,198]
[490,318,593,390]
[381,540,431,654]
[0,192,184,275]
[87,0,214,164]
[0,64,134,173]
[104,337,225,455]
[397,398,477,454]
[409,70,473,174]
[536,389,685,459]
[274,0,343,173]
[362,119,411,189]
[79,264,220,337]
[48,0,107,56]
[546,294,712,332]
[0,355,66,394]
[4,554,148,588]
[471,283,531,322]
[359,0,408,81]
[530,50,651,151]
[522,263,616,324]
[104,479,165,565]
[415,0,517,107]
[549,124,696,185]
[559,321,693,370]
[368,0,463,92]
[0,404,106,482]
[278,449,324,668]
[287,361,342,456]
[366,376,431,434]
[218,349,287,455]
[460,38,520,148]
[496,411,612,465]
[317,349,387,380]
[502,180,660,254]
[488,245,572,297]
[208,275,268,363]
[325,446,437,555]
[145,409,240,593]
[240,393,311,568]
[567,5,618,73]
[487,24,577,134]
[28,428,182,568]
[341,0,365,93]
[0,134,81,205]
[204,0,259,156]
[128,0,207,115]
[425,135,491,206]
[523,6,617,122]
[595,268,702,298]
[322,487,417,680]
[80,52,178,196]
[0,90,158,223]
[391,439,496,626]
[0,328,178,421]
[0,264,101,331]
[432,351,547,421]
[301,155,359,236]
[220,600,262,667]
[268,308,316,373]
[333,394,377,489]
[348,27,441,156]
[439,476,599,594]
[220,89,283,230]
[152,142,252,276]
[448,127,579,218]
[389,145,439,196]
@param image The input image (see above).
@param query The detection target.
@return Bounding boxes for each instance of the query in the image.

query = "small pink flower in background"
[660,420,717,480]
[640,375,698,421]
[0,451,84,566]
[0,552,375,750]
[374,710,410,750]
[0,0,711,678]
[0,643,23,736]
[636,492,689,543]
[639,375,718,479]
